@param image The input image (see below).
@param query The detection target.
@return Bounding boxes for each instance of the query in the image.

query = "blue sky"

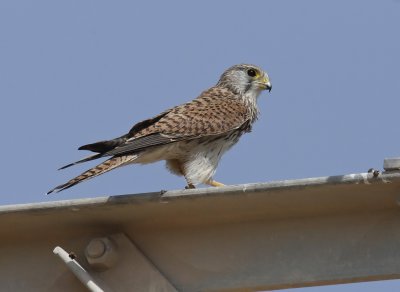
[1,1,399,291]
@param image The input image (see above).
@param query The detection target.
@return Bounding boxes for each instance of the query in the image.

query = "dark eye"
[247,69,257,77]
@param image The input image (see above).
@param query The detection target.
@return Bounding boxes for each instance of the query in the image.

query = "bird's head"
[217,64,272,96]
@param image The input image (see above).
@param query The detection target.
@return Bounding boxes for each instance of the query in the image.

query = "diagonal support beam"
[53,246,105,292]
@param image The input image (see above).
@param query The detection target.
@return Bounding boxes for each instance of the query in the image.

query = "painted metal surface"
[0,171,400,291]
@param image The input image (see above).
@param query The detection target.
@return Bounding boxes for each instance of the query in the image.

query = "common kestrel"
[47,64,271,194]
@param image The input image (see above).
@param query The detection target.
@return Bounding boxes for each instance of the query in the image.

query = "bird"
[47,64,271,194]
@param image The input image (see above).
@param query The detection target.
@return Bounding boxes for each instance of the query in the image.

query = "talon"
[373,170,380,177]
[368,168,380,178]
[185,184,195,189]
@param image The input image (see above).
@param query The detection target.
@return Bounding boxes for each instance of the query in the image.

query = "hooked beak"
[265,82,272,92]
[258,75,272,92]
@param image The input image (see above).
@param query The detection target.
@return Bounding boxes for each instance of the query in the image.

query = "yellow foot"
[206,180,226,187]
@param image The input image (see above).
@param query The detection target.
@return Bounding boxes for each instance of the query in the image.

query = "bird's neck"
[241,88,261,123]
[219,85,261,123]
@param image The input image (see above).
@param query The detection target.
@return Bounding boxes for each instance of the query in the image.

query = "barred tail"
[47,154,137,194]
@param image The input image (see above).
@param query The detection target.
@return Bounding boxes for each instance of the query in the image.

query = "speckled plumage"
[48,64,271,194]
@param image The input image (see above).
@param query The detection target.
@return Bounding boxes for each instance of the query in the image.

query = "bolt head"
[85,237,118,271]
[86,239,106,258]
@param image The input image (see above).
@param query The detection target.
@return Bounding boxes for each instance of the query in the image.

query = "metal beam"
[0,170,400,291]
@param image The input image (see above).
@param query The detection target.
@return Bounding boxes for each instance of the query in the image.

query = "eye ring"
[247,69,257,77]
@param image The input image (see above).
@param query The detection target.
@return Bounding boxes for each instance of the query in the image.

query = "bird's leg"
[205,180,226,187]
[166,159,195,189]
[175,160,196,189]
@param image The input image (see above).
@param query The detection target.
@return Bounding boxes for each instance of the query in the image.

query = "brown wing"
[60,87,249,169]
[104,87,250,156]
[158,89,248,136]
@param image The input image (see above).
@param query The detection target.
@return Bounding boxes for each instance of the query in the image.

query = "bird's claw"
[368,168,380,178]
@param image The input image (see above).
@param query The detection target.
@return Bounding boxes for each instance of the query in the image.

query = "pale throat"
[242,87,262,122]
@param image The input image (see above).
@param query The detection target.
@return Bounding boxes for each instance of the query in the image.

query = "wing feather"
[104,88,250,157]
[58,87,250,169]
[105,133,179,156]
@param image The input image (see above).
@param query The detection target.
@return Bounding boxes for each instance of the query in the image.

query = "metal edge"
[1,171,399,215]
